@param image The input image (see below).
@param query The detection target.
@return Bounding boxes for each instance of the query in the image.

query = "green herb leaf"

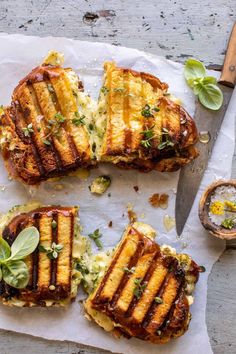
[88,229,103,250]
[198,83,223,111]
[54,112,65,123]
[0,267,2,281]
[39,242,63,260]
[133,278,146,299]
[123,266,136,274]
[8,226,39,261]
[22,123,34,137]
[51,220,57,229]
[72,112,85,126]
[140,126,155,148]
[221,218,235,229]
[0,238,11,261]
[154,296,163,304]
[184,58,206,84]
[43,139,51,146]
[2,260,29,289]
[101,86,109,95]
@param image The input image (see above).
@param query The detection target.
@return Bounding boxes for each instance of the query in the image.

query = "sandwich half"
[0,203,82,307]
[85,222,201,344]
[0,51,96,185]
[95,62,198,172]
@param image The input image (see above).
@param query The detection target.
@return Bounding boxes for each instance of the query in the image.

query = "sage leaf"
[0,238,11,261]
[2,260,29,289]
[8,226,39,261]
[198,84,223,111]
[184,58,206,83]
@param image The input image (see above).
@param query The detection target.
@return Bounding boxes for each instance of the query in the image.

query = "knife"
[176,22,236,236]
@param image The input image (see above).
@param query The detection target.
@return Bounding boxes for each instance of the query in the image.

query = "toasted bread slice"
[0,205,81,307]
[85,222,201,344]
[0,59,96,184]
[95,62,198,172]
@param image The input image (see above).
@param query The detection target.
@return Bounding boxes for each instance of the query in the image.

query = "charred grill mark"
[31,214,40,290]
[109,234,146,308]
[50,212,58,286]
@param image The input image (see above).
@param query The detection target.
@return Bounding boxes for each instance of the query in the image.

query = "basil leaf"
[0,266,2,281]
[202,76,217,85]
[0,238,11,261]
[2,260,29,289]
[8,226,39,261]
[184,58,206,83]
[198,84,223,111]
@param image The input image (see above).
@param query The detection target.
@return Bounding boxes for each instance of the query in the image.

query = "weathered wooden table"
[0,1,235,353]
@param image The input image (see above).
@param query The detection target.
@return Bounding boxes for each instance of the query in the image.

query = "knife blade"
[176,22,236,236]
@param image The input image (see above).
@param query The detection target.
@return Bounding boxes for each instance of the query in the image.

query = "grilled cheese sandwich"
[0,205,82,307]
[0,54,199,184]
[85,222,201,344]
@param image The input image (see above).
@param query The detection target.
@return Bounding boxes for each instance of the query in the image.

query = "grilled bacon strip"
[0,206,78,306]
[85,223,201,344]
[97,62,198,172]
[0,65,93,185]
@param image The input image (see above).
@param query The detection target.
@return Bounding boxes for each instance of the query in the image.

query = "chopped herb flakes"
[157,128,174,150]
[54,112,65,123]
[140,126,155,148]
[141,104,160,118]
[51,220,57,229]
[133,278,146,299]
[101,86,109,95]
[221,218,235,229]
[39,242,63,259]
[88,229,103,250]
[23,123,34,137]
[154,297,163,304]
[113,87,125,93]
[43,139,51,146]
[72,112,85,126]
[123,266,136,274]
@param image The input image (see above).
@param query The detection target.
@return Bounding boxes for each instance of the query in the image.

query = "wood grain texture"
[0,0,235,353]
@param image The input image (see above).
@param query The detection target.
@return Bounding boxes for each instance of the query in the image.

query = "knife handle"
[219,22,236,88]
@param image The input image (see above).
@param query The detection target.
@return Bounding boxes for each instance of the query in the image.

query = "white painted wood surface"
[0,1,235,353]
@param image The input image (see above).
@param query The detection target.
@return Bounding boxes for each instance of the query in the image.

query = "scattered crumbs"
[108,192,111,198]
[149,193,169,209]
[140,213,145,219]
[163,215,176,232]
[127,203,137,223]
[108,221,113,228]
[0,185,6,192]
[133,185,139,192]
[149,193,160,207]
[122,213,125,218]
[181,241,188,249]
[159,194,169,209]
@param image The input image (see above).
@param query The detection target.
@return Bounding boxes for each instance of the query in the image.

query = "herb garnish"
[23,123,34,137]
[154,296,163,304]
[123,266,136,274]
[51,220,57,229]
[221,218,235,229]
[141,104,160,118]
[184,58,223,110]
[133,278,146,299]
[140,126,155,148]
[0,227,39,289]
[54,112,65,123]
[43,139,51,146]
[72,112,85,126]
[113,87,125,93]
[157,128,174,150]
[101,86,109,95]
[39,242,63,260]
[88,229,103,250]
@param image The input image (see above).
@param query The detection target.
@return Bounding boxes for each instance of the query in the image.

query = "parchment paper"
[0,33,235,354]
